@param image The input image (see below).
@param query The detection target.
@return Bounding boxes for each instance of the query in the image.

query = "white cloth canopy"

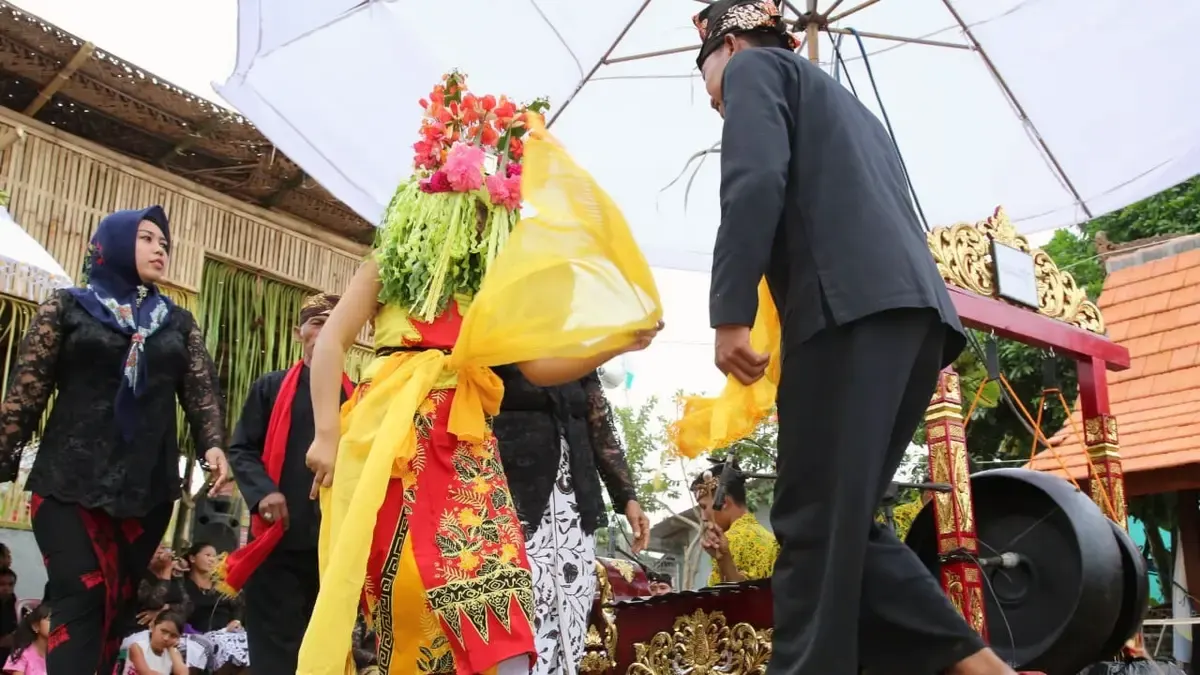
[217,0,1200,272]
[0,204,72,302]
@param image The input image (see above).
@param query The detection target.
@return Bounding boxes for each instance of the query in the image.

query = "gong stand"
[922,207,1131,643]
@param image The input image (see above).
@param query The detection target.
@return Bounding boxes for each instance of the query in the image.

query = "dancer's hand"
[714,325,768,386]
[203,448,231,497]
[625,501,651,554]
[306,435,337,499]
[258,492,290,530]
[624,320,665,354]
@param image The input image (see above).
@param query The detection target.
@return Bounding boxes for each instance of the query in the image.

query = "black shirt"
[182,576,241,632]
[0,290,225,518]
[491,368,637,536]
[227,366,347,550]
[710,48,963,359]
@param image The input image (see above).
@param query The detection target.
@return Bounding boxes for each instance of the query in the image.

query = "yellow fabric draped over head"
[670,280,781,458]
[298,113,661,675]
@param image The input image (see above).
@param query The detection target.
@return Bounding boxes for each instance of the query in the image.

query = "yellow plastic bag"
[670,279,780,458]
[450,113,663,369]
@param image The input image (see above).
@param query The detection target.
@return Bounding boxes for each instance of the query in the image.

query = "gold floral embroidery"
[427,434,534,643]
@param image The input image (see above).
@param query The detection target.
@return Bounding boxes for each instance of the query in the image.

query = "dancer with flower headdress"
[297,73,661,675]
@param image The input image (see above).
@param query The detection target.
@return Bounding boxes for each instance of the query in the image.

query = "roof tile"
[1030,246,1200,485]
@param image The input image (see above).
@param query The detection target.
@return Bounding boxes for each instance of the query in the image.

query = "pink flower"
[420,171,452,193]
[443,143,485,192]
[486,174,522,211]
[505,163,522,179]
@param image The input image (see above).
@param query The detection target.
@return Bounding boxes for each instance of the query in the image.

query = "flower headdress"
[375,71,550,321]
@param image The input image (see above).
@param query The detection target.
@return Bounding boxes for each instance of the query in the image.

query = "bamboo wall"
[0,106,366,301]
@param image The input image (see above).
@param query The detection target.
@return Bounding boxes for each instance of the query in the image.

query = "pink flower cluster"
[418,142,523,211]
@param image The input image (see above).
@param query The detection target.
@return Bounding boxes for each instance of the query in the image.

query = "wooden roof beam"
[157,115,222,166]
[262,170,306,208]
[24,41,95,116]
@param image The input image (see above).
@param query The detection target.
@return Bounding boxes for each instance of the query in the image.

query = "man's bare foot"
[947,648,1019,675]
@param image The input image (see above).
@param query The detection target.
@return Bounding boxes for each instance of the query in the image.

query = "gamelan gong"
[906,468,1142,675]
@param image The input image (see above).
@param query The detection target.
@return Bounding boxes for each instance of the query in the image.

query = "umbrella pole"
[806,0,820,62]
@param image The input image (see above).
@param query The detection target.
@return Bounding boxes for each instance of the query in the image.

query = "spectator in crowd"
[121,547,205,673]
[0,569,17,664]
[2,602,48,675]
[647,573,673,596]
[180,543,247,673]
[124,610,188,675]
[0,544,11,571]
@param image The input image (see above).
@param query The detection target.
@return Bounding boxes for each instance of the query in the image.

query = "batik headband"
[299,293,339,325]
[694,0,801,69]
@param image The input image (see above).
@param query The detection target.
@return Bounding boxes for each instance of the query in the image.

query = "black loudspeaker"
[189,494,241,554]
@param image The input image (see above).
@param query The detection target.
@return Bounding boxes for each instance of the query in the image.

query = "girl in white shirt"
[125,611,187,675]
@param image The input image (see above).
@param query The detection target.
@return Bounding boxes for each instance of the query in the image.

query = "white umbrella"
[0,192,72,303]
[217,0,1200,273]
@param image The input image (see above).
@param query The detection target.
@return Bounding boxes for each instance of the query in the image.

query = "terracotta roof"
[1029,245,1200,487]
[0,2,373,244]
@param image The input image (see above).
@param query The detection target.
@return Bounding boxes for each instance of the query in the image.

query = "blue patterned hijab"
[69,206,175,441]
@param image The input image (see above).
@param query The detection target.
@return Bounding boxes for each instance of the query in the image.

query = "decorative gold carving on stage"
[579,562,618,673]
[609,559,636,583]
[926,206,1105,333]
[628,609,773,675]
[923,368,989,642]
[1084,414,1128,527]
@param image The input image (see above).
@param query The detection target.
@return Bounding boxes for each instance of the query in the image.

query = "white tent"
[0,197,71,303]
[217,0,1200,273]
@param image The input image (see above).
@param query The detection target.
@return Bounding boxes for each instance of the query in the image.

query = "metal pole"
[940,0,1093,219]
[547,0,655,128]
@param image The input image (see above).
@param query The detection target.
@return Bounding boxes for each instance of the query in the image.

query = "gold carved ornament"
[580,562,619,673]
[628,609,772,675]
[926,207,1105,334]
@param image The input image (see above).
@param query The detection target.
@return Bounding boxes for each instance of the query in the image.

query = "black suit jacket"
[710,47,964,360]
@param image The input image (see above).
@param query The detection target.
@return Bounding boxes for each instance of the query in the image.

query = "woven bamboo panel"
[0,117,364,301]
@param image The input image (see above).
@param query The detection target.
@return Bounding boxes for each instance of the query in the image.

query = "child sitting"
[124,611,187,675]
[2,603,48,675]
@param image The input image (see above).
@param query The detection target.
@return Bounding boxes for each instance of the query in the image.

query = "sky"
[10,0,1080,516]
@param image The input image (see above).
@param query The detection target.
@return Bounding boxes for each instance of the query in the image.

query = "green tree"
[609,396,682,513]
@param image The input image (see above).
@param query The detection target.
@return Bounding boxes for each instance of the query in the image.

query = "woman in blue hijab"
[0,206,230,675]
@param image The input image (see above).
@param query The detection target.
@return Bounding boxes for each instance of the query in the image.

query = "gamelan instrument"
[582,469,1148,675]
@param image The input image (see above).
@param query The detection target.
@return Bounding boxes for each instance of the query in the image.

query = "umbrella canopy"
[217,0,1200,272]
[0,195,72,302]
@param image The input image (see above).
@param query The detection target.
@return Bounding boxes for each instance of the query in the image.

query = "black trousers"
[769,309,987,675]
[243,548,320,675]
[31,494,172,675]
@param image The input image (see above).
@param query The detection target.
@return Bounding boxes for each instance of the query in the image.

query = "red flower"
[419,171,452,193]
[480,94,497,112]
[480,124,499,147]
[508,137,524,161]
[494,100,516,124]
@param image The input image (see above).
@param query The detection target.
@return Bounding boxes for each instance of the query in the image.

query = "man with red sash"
[224,293,354,675]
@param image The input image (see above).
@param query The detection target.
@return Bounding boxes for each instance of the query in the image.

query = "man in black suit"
[694,2,1015,674]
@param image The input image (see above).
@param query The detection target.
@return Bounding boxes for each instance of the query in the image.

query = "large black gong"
[905,468,1124,675]
[1096,518,1150,657]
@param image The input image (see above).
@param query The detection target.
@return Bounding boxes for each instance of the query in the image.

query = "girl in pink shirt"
[3,603,48,675]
